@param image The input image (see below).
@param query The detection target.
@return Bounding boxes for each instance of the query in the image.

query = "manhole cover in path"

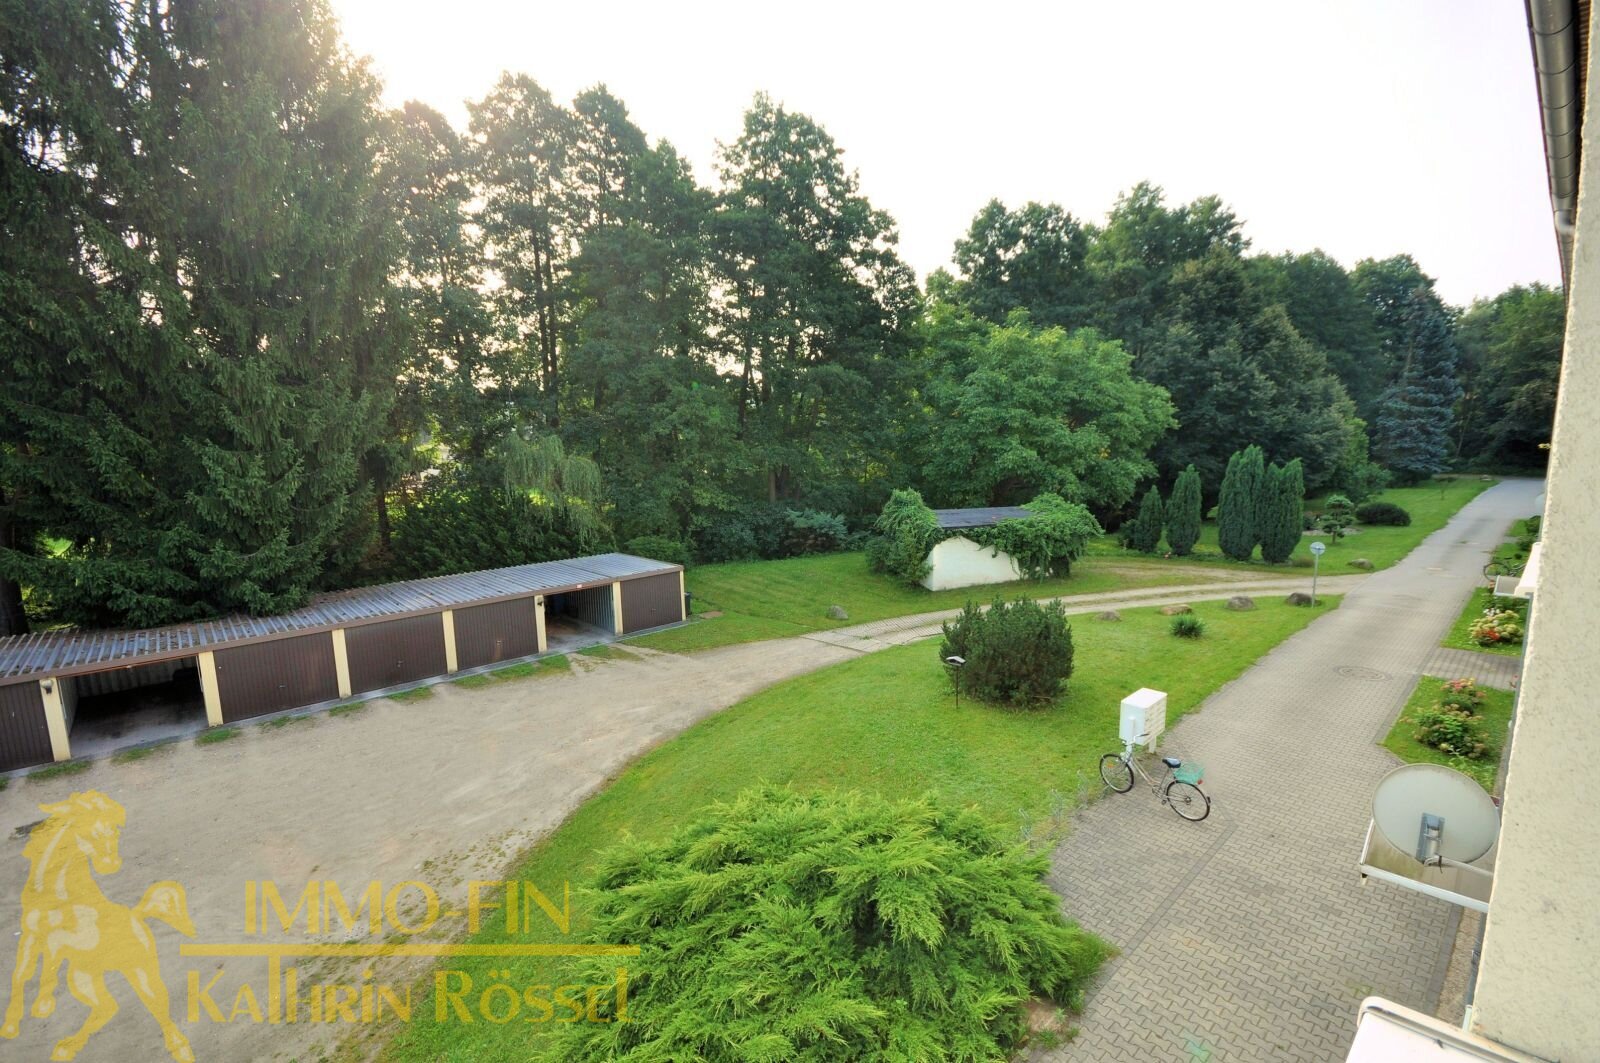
[1336,665,1393,682]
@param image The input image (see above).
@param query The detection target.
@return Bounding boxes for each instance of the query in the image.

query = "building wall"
[551,586,615,632]
[920,536,1024,591]
[1471,17,1600,1055]
[619,572,684,633]
[454,596,541,670]
[345,613,449,695]
[0,681,53,772]
[214,634,340,723]
[75,659,184,697]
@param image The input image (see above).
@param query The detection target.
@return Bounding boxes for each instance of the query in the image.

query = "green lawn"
[627,550,1244,653]
[1097,477,1495,572]
[630,478,1491,655]
[1441,588,1526,658]
[375,595,1338,1062]
[1382,675,1515,792]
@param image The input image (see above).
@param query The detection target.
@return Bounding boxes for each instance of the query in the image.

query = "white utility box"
[1119,687,1168,748]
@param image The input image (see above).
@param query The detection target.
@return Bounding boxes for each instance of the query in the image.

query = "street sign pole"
[1310,540,1326,604]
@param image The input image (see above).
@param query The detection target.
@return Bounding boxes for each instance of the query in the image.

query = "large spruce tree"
[1165,465,1203,556]
[0,0,399,627]
[1374,289,1462,482]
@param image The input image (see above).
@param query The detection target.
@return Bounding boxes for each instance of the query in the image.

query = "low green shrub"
[939,596,1074,706]
[1355,501,1411,526]
[1408,678,1490,759]
[623,534,689,565]
[1438,677,1487,713]
[1319,494,1356,541]
[1468,610,1524,647]
[973,493,1102,579]
[546,787,1109,1062]
[1170,614,1205,639]
[694,504,851,563]
[1410,705,1489,759]
[866,489,941,586]
[781,508,849,556]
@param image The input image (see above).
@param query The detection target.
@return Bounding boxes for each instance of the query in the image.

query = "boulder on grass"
[1286,591,1313,606]
[1347,558,1374,571]
[1096,610,1122,622]
[1160,604,1193,616]
[1225,595,1255,611]
[826,604,849,620]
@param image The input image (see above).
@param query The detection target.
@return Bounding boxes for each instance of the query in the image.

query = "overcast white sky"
[329,0,1560,307]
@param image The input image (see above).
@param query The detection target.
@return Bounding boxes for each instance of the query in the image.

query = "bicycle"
[1098,744,1211,821]
[1483,558,1525,586]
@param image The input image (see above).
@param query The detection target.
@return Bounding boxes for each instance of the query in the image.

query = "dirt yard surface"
[0,638,855,1063]
[0,575,1358,1063]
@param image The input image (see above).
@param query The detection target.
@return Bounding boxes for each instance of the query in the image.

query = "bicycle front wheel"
[1099,753,1134,793]
[1164,780,1210,821]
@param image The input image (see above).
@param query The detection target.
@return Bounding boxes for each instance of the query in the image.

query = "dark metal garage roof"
[932,507,1033,530]
[0,552,679,682]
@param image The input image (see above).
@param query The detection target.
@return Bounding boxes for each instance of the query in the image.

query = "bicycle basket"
[1174,764,1204,785]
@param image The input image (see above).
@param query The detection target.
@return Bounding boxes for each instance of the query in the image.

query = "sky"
[328,0,1560,307]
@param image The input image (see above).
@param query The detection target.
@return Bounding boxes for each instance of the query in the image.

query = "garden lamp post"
[944,656,965,709]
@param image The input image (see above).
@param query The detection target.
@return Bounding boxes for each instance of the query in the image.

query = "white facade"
[920,536,1024,591]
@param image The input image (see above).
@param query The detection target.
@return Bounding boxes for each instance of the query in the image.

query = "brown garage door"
[345,613,448,694]
[454,597,540,671]
[0,681,52,772]
[215,634,340,723]
[620,571,683,633]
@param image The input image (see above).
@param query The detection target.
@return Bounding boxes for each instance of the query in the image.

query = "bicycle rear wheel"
[1164,780,1210,821]
[1099,753,1134,793]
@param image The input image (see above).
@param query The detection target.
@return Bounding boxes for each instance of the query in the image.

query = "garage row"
[0,553,684,772]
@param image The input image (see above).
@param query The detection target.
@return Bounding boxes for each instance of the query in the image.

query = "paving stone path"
[1036,480,1543,1063]
[1420,645,1521,691]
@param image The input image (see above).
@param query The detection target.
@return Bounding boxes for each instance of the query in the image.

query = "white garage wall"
[920,536,1024,591]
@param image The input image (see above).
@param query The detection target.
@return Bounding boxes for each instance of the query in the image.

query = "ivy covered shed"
[923,508,1034,591]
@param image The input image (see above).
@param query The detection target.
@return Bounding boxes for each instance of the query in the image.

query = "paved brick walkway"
[1419,646,1521,691]
[1037,480,1544,1063]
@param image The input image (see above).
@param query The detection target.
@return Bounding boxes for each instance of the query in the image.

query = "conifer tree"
[0,0,399,627]
[1125,485,1165,553]
[1165,465,1203,557]
[1374,289,1462,482]
[1260,459,1304,564]
[1217,445,1263,560]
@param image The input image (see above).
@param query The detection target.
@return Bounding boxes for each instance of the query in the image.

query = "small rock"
[1347,558,1374,571]
[1286,591,1313,606]
[1160,604,1193,616]
[826,604,849,620]
[1225,595,1255,611]
[1096,610,1122,622]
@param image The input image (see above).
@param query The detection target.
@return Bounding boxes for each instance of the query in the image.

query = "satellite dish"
[1372,764,1499,865]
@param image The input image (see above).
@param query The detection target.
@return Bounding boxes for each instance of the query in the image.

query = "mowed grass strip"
[1382,674,1515,792]
[1441,587,1525,658]
[375,596,1337,1062]
[632,479,1489,654]
[1091,477,1496,573]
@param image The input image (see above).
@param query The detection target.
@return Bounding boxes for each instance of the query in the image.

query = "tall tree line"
[0,0,1565,634]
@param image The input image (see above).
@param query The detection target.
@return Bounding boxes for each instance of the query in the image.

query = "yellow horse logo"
[1,791,195,1061]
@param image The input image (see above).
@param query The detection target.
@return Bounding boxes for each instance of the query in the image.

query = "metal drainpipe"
[1527,0,1582,278]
